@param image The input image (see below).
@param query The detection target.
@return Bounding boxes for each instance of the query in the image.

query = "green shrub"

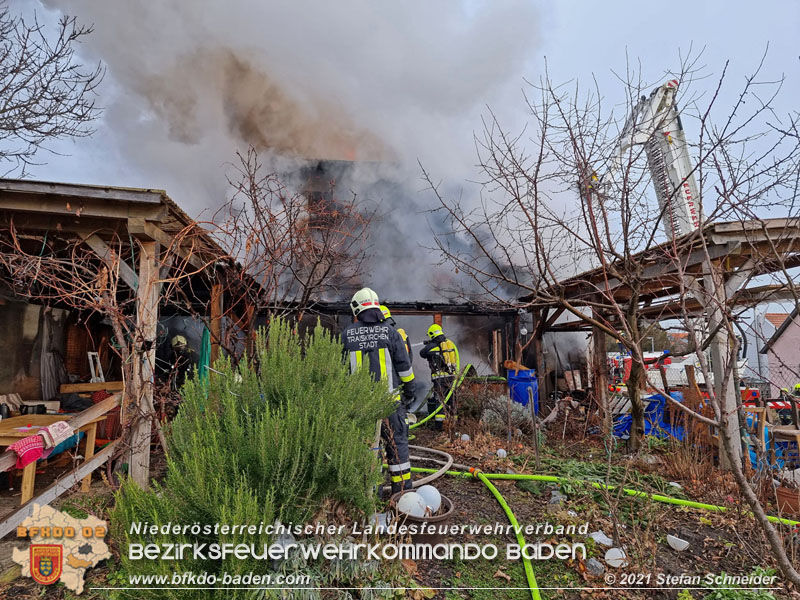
[109,320,397,599]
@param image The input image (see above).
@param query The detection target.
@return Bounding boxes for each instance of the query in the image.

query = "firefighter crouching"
[343,288,416,494]
[420,324,459,431]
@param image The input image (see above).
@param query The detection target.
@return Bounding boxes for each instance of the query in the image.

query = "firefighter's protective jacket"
[396,327,413,364]
[342,313,415,396]
[420,334,458,379]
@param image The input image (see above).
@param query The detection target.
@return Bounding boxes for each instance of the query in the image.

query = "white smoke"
[18,0,541,299]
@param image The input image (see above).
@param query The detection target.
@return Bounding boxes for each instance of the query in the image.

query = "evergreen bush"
[110,320,396,599]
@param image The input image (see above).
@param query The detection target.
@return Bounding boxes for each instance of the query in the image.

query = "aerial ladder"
[613,79,702,239]
[604,79,744,465]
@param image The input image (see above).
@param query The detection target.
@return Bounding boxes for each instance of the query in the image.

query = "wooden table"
[0,414,106,504]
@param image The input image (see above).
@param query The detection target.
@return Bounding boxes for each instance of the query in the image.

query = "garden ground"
[0,425,795,599]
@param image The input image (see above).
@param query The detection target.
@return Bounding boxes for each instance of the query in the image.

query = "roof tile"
[765,313,790,329]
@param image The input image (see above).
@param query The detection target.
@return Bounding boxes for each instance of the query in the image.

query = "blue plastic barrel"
[507,370,538,413]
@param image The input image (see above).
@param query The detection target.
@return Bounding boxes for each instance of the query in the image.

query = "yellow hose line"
[393,464,540,598]
[483,472,800,528]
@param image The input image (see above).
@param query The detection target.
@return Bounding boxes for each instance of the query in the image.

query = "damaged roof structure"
[0,177,528,536]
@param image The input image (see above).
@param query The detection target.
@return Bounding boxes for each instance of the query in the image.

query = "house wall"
[0,300,44,399]
[745,312,773,382]
[767,317,800,396]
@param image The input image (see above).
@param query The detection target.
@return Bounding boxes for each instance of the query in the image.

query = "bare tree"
[425,55,800,585]
[0,2,103,174]
[206,148,375,357]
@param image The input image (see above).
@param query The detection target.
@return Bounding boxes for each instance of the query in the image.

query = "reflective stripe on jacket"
[420,335,457,378]
[396,327,413,364]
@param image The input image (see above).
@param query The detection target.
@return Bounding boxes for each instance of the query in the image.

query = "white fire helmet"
[350,287,380,316]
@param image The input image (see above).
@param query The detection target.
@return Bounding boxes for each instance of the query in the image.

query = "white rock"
[273,521,296,546]
[461,434,471,442]
[496,448,508,458]
[585,557,605,576]
[589,531,614,547]
[784,468,800,485]
[397,492,427,518]
[369,512,393,534]
[666,534,689,551]
[604,547,628,568]
[668,481,683,489]
[416,485,442,514]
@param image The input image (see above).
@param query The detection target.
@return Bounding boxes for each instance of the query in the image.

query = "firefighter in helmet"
[342,288,416,493]
[777,385,800,426]
[168,335,198,390]
[419,323,459,430]
[380,305,413,364]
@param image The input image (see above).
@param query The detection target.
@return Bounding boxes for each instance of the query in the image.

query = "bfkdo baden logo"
[30,544,63,585]
[13,504,111,594]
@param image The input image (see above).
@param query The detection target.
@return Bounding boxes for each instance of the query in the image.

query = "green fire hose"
[400,465,540,599]
[476,470,541,600]
[479,472,800,528]
[402,463,800,598]
[410,364,472,430]
[408,466,800,528]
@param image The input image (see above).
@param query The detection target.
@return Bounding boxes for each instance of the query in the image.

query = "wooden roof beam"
[127,218,205,270]
[0,193,167,222]
[80,232,139,290]
[0,179,165,204]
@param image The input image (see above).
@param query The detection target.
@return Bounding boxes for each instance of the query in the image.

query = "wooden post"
[129,241,159,488]
[532,309,548,409]
[492,330,502,374]
[21,462,35,505]
[529,386,540,470]
[433,313,442,326]
[210,281,223,363]
[534,333,546,399]
[243,301,256,354]
[81,422,98,492]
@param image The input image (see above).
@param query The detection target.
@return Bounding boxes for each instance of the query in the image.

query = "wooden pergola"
[525,218,800,331]
[523,218,800,454]
[0,178,233,534]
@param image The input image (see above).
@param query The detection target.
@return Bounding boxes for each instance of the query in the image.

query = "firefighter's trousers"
[382,403,411,494]
[427,376,457,431]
